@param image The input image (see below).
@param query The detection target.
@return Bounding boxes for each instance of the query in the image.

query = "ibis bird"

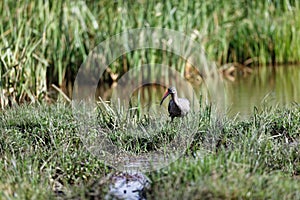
[160,86,190,121]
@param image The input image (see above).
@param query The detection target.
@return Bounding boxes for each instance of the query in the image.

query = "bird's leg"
[171,116,174,122]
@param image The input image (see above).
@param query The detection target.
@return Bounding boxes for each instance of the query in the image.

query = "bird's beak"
[160,90,170,105]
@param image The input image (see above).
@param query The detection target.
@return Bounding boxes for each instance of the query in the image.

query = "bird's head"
[160,86,177,105]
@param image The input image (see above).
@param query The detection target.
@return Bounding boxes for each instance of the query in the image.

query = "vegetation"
[1,0,300,107]
[0,103,299,199]
[1,1,299,198]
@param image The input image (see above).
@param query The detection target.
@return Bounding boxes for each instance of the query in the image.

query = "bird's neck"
[171,93,179,105]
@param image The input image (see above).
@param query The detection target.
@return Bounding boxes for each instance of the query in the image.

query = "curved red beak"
[160,90,170,105]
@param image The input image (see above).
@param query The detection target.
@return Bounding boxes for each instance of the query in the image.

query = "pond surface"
[77,65,299,119]
[224,65,300,118]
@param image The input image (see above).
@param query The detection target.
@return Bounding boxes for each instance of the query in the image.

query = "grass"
[1,1,300,198]
[1,0,300,107]
[0,102,299,199]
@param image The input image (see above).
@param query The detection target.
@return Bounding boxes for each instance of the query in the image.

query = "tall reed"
[1,0,300,107]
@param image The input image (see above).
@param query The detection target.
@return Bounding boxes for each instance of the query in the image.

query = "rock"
[105,171,151,200]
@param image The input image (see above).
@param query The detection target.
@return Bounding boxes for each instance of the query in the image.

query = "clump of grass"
[0,103,299,199]
[147,105,300,199]
[0,103,109,198]
[94,97,204,154]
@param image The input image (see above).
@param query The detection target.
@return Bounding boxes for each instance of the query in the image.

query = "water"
[75,65,299,119]
[224,65,300,118]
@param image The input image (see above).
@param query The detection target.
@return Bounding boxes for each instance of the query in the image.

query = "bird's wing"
[178,98,190,114]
